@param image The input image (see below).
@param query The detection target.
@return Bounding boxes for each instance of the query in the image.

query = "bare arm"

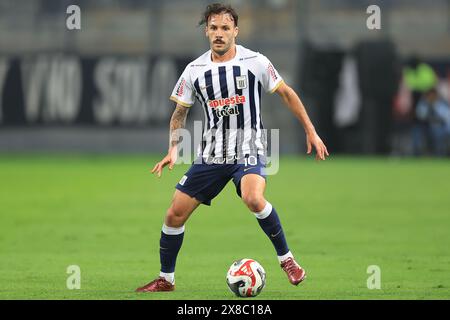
[169,104,190,148]
[151,104,190,177]
[275,82,329,161]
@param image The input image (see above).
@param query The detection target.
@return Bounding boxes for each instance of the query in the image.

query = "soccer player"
[136,3,329,292]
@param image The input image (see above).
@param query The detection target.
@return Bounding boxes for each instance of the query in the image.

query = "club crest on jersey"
[236,75,247,89]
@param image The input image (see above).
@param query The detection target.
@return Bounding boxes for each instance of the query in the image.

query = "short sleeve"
[169,66,195,107]
[258,54,284,94]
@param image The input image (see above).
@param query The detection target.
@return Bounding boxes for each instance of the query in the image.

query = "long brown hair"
[199,3,238,27]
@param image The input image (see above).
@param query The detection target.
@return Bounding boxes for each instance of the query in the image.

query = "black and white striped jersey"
[170,45,284,162]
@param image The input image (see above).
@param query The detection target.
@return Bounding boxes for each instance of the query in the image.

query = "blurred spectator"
[403,56,441,155]
[404,55,438,111]
[413,88,450,156]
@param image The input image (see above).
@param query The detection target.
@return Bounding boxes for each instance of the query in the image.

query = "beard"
[212,42,230,56]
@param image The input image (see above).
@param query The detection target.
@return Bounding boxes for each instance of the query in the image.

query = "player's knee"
[242,193,265,213]
[165,206,186,228]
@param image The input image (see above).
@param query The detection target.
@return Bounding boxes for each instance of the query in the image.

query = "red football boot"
[135,277,175,292]
[281,257,306,286]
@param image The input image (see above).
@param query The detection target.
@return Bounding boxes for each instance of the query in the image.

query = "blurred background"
[1,1,450,300]
[0,0,449,155]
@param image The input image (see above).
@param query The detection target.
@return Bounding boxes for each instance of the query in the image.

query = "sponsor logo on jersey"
[268,63,278,82]
[208,95,246,108]
[215,105,239,118]
[239,55,258,61]
[176,78,186,97]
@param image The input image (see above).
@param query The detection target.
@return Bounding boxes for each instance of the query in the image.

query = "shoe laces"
[156,277,167,284]
[283,258,298,273]
[145,277,165,287]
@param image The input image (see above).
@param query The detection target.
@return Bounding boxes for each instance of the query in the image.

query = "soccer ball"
[226,258,266,297]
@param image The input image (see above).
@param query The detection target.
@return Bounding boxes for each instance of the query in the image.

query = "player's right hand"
[151,146,178,178]
[306,131,329,161]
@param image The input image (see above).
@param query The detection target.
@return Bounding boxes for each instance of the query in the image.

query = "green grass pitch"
[0,154,449,300]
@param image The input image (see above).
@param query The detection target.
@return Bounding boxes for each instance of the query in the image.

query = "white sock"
[277,251,294,264]
[162,224,185,235]
[159,271,175,284]
[253,201,273,219]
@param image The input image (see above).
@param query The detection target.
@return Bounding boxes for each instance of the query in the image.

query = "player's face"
[205,13,239,56]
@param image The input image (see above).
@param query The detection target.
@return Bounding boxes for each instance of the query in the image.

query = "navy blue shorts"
[176,156,267,206]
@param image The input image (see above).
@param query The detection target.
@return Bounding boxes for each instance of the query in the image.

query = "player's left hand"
[306,131,329,161]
